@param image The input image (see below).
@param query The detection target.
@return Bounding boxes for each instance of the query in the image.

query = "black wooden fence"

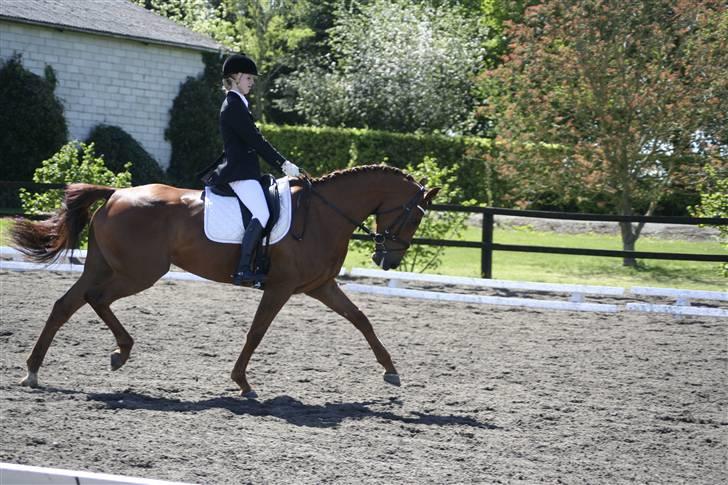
[0,181,65,215]
[353,204,728,278]
[3,181,727,279]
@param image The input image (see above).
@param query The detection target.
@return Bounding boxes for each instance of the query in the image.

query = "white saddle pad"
[203,177,292,245]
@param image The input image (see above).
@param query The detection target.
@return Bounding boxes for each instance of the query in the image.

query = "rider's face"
[235,73,256,95]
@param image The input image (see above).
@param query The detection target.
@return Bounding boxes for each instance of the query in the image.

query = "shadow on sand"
[85,391,499,430]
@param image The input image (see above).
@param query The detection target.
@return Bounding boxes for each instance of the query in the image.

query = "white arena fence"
[0,462,191,485]
[1,246,726,318]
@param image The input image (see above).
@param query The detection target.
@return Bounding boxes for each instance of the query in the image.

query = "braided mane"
[313,164,415,185]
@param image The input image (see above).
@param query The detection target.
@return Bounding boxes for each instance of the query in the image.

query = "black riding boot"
[232,219,265,286]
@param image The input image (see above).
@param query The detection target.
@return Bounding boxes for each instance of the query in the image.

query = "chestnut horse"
[12,165,439,397]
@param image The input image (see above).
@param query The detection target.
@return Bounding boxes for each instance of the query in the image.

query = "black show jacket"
[208,91,285,184]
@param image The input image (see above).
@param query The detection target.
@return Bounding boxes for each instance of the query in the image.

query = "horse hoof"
[110,351,128,371]
[383,373,401,387]
[20,372,38,388]
[241,390,258,399]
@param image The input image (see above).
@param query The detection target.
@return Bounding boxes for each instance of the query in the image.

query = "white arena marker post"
[343,283,620,313]
[0,462,192,485]
[626,303,728,318]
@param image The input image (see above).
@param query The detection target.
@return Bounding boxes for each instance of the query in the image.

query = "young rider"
[209,53,300,285]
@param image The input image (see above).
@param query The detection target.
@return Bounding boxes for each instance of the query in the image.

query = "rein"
[294,174,426,253]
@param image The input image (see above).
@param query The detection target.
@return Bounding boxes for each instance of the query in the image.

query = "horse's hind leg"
[307,280,400,386]
[82,222,169,372]
[84,277,138,372]
[21,239,164,387]
[20,276,90,387]
[83,269,167,371]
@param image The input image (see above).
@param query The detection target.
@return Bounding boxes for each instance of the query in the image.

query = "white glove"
[282,160,300,177]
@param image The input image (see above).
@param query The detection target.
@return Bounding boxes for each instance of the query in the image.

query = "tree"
[165,54,224,187]
[231,0,315,120]
[284,0,487,134]
[133,0,237,47]
[135,0,314,122]
[479,0,539,66]
[484,0,727,265]
[0,54,68,181]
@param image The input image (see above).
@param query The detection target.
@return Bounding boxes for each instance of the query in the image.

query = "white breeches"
[229,180,270,227]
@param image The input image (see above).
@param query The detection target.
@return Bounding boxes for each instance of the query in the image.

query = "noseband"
[370,188,427,254]
[307,181,426,255]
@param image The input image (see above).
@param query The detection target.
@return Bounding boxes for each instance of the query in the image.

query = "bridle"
[304,178,427,256]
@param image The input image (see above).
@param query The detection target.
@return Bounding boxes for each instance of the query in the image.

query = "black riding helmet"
[222,54,258,76]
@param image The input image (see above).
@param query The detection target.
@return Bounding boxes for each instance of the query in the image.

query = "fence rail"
[356,204,728,278]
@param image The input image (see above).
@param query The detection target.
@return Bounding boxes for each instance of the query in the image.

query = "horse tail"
[11,183,116,264]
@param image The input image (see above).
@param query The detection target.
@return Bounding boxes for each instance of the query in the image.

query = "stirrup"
[232,270,267,287]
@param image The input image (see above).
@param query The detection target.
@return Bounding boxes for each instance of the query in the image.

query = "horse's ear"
[423,187,440,205]
[418,177,428,186]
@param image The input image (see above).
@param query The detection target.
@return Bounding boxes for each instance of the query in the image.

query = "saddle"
[207,174,281,234]
[201,175,292,282]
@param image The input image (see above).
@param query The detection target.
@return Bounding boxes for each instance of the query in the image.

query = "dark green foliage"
[86,125,165,186]
[657,191,700,217]
[0,54,68,181]
[165,53,224,188]
[261,124,493,203]
[689,163,727,275]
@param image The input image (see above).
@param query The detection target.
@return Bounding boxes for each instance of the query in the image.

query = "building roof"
[0,0,222,52]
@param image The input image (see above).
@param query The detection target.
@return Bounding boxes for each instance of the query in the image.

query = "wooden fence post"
[482,211,493,278]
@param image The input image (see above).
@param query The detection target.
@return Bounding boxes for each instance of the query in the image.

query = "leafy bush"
[690,163,728,276]
[165,53,223,188]
[399,158,476,272]
[0,54,68,181]
[86,124,165,186]
[261,124,493,203]
[19,141,131,246]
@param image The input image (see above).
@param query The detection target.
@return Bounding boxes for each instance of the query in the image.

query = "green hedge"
[261,124,493,203]
[86,124,165,186]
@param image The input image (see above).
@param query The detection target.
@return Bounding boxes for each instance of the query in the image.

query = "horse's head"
[371,177,440,270]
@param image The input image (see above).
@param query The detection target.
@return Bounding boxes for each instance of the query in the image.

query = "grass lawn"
[0,218,13,248]
[344,225,727,291]
[2,217,725,291]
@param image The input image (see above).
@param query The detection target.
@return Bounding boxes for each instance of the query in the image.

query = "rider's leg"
[230,180,270,285]
[230,180,270,228]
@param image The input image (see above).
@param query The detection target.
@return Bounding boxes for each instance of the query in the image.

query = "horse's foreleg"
[307,280,400,386]
[231,288,292,398]
[20,278,89,387]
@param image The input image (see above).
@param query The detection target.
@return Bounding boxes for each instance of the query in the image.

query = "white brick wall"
[0,20,212,170]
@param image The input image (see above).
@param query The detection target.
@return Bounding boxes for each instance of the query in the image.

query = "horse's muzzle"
[372,252,399,271]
